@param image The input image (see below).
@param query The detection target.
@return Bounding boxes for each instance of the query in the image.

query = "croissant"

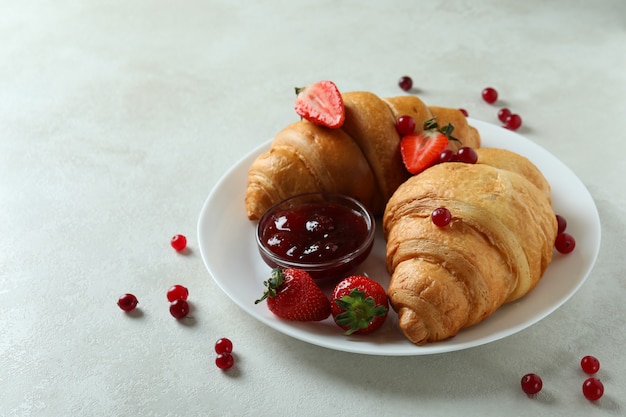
[245,92,481,220]
[383,148,557,345]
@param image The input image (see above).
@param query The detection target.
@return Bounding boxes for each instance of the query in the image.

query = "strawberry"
[255,267,331,321]
[294,80,345,128]
[399,118,460,175]
[331,275,389,335]
[400,130,449,175]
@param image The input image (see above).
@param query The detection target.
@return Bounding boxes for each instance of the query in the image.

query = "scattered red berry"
[581,355,600,375]
[398,76,413,91]
[555,232,576,254]
[171,234,187,251]
[582,377,604,401]
[216,353,235,370]
[215,338,233,354]
[169,299,190,319]
[556,214,567,234]
[431,207,452,227]
[167,284,189,302]
[521,373,543,395]
[438,149,457,164]
[117,293,138,312]
[504,113,523,131]
[459,108,468,117]
[498,107,511,122]
[455,147,478,164]
[482,87,498,104]
[396,115,416,136]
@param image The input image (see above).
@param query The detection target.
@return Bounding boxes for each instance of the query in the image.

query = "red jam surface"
[260,202,369,264]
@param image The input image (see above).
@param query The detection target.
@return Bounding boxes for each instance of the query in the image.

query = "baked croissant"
[383,148,557,345]
[245,92,481,220]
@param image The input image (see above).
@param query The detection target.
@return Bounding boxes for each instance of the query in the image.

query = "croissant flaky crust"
[245,92,481,220]
[383,148,557,345]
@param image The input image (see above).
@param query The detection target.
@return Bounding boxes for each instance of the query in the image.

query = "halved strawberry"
[294,80,345,128]
[400,130,449,175]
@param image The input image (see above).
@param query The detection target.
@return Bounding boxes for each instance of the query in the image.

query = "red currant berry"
[455,147,478,164]
[170,234,187,251]
[216,353,235,370]
[438,149,457,164]
[482,87,498,104]
[431,207,452,227]
[581,355,600,375]
[555,233,576,254]
[521,373,543,395]
[117,293,138,312]
[396,115,416,136]
[167,284,189,302]
[504,114,522,131]
[497,108,511,122]
[459,108,468,117]
[215,338,233,354]
[582,377,604,401]
[169,299,190,319]
[398,76,413,92]
[556,214,567,234]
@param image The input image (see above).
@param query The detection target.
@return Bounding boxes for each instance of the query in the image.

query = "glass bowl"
[256,192,375,284]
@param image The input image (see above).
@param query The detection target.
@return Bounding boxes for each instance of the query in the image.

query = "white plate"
[197,119,601,356]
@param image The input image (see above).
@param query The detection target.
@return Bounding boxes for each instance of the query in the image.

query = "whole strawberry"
[255,267,331,321]
[294,80,345,128]
[331,275,389,335]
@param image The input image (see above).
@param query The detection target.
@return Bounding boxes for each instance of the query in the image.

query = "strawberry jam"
[256,193,375,282]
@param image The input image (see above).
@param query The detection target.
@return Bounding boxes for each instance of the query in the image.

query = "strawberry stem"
[334,289,388,335]
[255,267,285,304]
[423,117,439,130]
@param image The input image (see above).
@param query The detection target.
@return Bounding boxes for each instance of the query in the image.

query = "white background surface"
[1,1,625,416]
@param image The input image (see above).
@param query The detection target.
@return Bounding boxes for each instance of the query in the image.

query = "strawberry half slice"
[294,80,345,128]
[400,130,450,175]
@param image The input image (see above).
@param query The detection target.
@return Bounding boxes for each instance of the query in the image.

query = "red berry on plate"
[459,108,468,117]
[504,114,522,131]
[431,207,452,227]
[555,233,576,254]
[455,147,478,164]
[169,299,190,319]
[117,293,138,312]
[215,338,233,354]
[581,355,600,375]
[396,115,416,136]
[482,87,498,104]
[216,353,235,370]
[398,76,413,91]
[171,234,187,251]
[582,377,604,401]
[556,214,567,234]
[497,107,511,122]
[167,284,189,302]
[438,149,457,164]
[521,373,543,395]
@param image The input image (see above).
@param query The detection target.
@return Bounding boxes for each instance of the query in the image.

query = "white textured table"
[2,1,625,416]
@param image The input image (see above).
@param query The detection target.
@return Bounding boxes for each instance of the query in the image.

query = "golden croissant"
[245,92,481,220]
[383,148,557,345]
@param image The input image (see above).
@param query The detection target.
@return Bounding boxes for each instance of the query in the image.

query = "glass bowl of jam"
[256,192,375,283]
